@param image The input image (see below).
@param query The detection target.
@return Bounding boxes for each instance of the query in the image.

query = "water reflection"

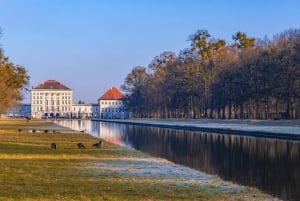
[56,119,93,133]
[56,120,300,201]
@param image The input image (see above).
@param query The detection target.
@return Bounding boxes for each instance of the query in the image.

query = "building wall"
[92,104,100,118]
[6,104,31,118]
[31,89,73,118]
[71,104,92,118]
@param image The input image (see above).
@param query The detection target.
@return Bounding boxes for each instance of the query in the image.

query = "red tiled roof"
[34,80,71,90]
[99,87,124,100]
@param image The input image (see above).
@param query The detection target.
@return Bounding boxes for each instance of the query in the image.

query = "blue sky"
[0,0,299,103]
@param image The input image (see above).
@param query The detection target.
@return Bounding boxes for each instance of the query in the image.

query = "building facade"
[71,103,99,119]
[31,80,73,118]
[98,87,129,119]
[92,104,100,119]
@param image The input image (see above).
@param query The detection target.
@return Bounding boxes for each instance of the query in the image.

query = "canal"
[56,119,300,201]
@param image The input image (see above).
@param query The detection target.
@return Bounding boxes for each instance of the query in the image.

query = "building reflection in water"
[56,119,93,133]
[56,120,300,201]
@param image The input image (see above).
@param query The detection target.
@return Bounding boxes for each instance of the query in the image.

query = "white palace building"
[13,79,129,119]
[31,80,73,118]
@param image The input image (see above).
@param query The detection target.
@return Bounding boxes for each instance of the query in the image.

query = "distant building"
[27,80,127,119]
[71,103,99,119]
[92,103,100,118]
[71,103,92,119]
[31,80,73,118]
[98,87,129,119]
[6,104,31,118]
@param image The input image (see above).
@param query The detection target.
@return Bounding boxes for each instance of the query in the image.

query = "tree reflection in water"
[97,122,300,201]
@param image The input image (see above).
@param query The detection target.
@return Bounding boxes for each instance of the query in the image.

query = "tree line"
[122,28,300,119]
[0,28,30,114]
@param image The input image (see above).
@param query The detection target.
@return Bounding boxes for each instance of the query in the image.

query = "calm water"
[56,120,300,201]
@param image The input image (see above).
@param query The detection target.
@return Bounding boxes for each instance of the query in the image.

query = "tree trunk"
[255,98,259,119]
[240,103,244,119]
[264,96,269,119]
[228,101,232,119]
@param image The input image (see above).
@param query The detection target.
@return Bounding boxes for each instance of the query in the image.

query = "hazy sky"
[0,0,299,103]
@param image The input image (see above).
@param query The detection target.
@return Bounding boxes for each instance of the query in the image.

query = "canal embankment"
[95,119,300,141]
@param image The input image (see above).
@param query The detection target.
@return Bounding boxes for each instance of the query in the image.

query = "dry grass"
[0,119,276,201]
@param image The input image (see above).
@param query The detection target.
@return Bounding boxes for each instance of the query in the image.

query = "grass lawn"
[0,119,276,201]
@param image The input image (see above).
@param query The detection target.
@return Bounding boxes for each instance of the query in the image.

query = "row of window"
[32,92,71,96]
[32,107,71,112]
[73,107,91,112]
[32,107,99,112]
[32,96,71,100]
[101,101,122,105]
[32,100,71,105]
[32,107,122,113]
[101,108,124,112]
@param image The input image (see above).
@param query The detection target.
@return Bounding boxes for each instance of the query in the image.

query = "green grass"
[0,119,276,201]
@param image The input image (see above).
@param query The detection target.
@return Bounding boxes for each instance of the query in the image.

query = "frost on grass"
[84,157,244,194]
